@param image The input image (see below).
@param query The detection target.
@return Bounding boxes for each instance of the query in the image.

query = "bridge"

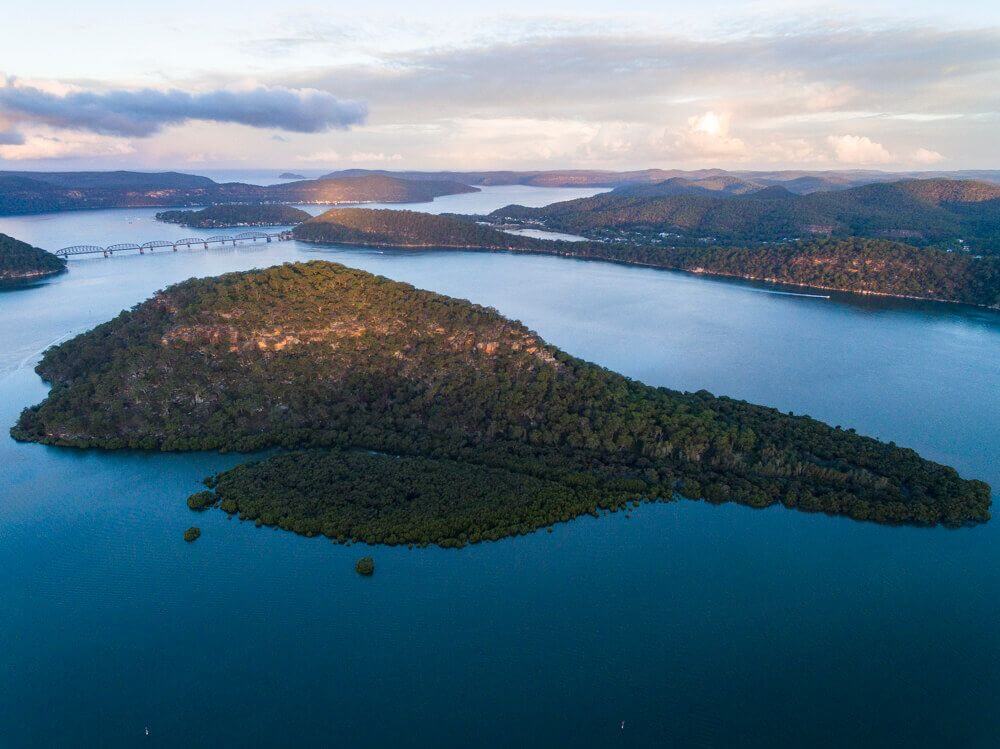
[56,231,293,258]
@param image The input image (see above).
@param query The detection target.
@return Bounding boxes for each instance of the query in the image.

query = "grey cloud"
[286,25,1000,124]
[0,83,367,137]
[262,22,999,169]
[0,129,24,145]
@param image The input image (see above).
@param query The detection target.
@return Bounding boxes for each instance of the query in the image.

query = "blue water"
[1,186,999,747]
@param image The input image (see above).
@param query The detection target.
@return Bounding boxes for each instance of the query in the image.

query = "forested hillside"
[294,207,552,249]
[297,208,1000,307]
[0,171,477,215]
[544,238,1000,308]
[0,233,66,282]
[491,179,1000,251]
[156,204,311,228]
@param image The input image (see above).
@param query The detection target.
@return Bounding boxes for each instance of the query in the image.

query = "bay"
[1,186,998,747]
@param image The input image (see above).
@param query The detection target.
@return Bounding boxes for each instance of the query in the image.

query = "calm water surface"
[1,186,999,747]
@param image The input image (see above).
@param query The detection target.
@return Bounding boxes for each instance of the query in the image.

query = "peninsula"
[0,233,67,283]
[156,204,311,228]
[292,208,1000,308]
[12,262,990,546]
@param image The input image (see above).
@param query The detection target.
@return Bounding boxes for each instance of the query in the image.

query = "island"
[292,208,1000,308]
[355,557,375,576]
[155,204,312,228]
[293,207,557,250]
[279,173,306,180]
[1,232,67,283]
[12,262,990,548]
[183,527,201,542]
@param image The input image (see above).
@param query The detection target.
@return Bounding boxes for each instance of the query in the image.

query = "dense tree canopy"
[294,207,558,249]
[12,261,989,544]
[294,208,1000,307]
[155,204,311,228]
[0,232,66,281]
[491,178,1000,252]
[0,172,476,216]
[550,238,1000,308]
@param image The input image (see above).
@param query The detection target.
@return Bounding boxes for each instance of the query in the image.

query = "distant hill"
[0,171,478,216]
[489,178,1000,252]
[156,204,311,229]
[319,168,1000,193]
[278,172,306,180]
[611,176,766,198]
[0,233,66,282]
[0,170,215,190]
[266,174,477,205]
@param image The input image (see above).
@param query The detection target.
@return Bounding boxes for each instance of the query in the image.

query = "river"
[1,186,999,747]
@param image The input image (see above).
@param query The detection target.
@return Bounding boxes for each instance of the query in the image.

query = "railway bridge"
[56,231,293,258]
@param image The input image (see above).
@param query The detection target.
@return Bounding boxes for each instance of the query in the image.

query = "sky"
[0,0,997,172]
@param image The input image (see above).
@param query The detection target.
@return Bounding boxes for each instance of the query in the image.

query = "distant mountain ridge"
[0,170,215,190]
[0,171,477,216]
[320,168,1000,193]
[489,178,1000,251]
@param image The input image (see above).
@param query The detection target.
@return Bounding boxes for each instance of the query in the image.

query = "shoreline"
[293,235,1000,312]
[0,266,67,285]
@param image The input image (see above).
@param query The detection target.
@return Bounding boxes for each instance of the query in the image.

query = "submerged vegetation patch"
[355,556,375,576]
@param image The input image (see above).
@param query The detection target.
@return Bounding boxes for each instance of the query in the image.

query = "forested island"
[279,173,306,180]
[0,233,67,283]
[293,208,1000,308]
[12,262,990,546]
[293,207,560,250]
[156,204,311,228]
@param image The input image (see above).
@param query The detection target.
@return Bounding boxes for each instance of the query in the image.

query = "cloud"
[911,147,945,164]
[0,80,367,137]
[264,22,997,169]
[349,152,403,163]
[827,134,893,165]
[297,149,342,163]
[0,130,135,160]
[670,111,747,160]
[290,25,1000,126]
[3,17,996,169]
[0,128,24,145]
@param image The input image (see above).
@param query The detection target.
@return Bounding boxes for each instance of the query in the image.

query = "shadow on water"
[0,273,67,294]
